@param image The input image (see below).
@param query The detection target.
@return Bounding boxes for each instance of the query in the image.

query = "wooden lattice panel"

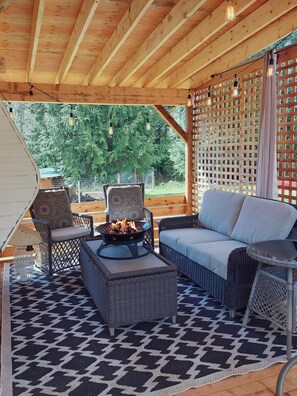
[276,50,297,205]
[192,70,261,212]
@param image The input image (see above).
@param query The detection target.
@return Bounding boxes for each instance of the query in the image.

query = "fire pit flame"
[107,218,140,234]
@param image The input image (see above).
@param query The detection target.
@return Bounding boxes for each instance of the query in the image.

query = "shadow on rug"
[1,263,292,396]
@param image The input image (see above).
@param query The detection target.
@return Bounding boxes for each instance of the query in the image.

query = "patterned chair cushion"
[106,185,144,221]
[32,190,74,229]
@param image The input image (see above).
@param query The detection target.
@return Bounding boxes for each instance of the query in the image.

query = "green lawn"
[145,181,185,197]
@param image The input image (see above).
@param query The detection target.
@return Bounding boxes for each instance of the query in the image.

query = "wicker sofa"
[159,189,297,318]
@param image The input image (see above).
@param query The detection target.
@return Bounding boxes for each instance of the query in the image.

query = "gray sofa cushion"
[159,228,230,256]
[231,196,297,244]
[187,240,248,280]
[51,226,90,242]
[199,189,245,237]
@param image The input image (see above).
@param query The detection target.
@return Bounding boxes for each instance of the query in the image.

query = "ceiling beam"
[154,105,187,143]
[157,0,296,89]
[109,0,208,87]
[86,0,154,86]
[54,0,100,84]
[0,82,188,105]
[184,8,297,89]
[26,0,45,82]
[134,0,257,88]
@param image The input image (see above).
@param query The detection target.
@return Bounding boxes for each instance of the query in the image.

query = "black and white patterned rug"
[1,263,293,396]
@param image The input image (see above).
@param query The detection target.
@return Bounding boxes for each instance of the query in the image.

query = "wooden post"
[186,105,193,215]
[77,180,81,203]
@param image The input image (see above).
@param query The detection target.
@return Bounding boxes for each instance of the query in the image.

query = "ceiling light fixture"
[225,0,236,22]
[9,103,14,120]
[146,114,151,131]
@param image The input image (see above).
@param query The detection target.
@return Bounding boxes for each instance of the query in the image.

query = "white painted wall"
[0,102,40,251]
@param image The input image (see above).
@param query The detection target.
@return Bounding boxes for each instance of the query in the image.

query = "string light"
[29,84,34,97]
[68,106,75,126]
[232,74,239,97]
[146,115,151,131]
[207,86,212,106]
[225,0,236,22]
[172,106,177,114]
[267,51,274,77]
[187,91,192,107]
[108,120,113,135]
[9,104,14,120]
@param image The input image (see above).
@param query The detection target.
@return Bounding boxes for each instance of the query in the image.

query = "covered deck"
[0,0,297,394]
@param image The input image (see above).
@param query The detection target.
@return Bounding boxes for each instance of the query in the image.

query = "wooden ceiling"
[0,0,296,105]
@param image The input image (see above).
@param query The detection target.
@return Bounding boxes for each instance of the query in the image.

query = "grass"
[145,181,185,197]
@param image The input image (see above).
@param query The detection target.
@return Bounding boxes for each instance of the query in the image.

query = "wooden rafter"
[0,82,188,105]
[86,0,154,86]
[26,0,45,82]
[109,0,208,87]
[158,0,296,89]
[134,0,257,88]
[154,105,187,143]
[184,7,297,89]
[55,0,100,84]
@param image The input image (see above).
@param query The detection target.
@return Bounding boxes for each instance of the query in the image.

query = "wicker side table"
[243,240,297,359]
[80,239,177,336]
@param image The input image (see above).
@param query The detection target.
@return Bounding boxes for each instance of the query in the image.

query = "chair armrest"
[143,207,153,225]
[31,218,52,243]
[72,213,94,237]
[225,247,258,309]
[159,214,200,232]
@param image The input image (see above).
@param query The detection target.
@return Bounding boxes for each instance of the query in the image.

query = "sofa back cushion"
[231,196,297,244]
[199,189,246,237]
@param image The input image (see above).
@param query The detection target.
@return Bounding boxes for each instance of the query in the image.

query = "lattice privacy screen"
[192,45,297,213]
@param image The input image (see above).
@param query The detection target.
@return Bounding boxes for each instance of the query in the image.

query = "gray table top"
[247,240,297,268]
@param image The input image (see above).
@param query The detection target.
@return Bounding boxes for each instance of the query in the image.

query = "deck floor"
[1,262,297,395]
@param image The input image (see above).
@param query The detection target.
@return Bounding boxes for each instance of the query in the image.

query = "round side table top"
[247,240,297,268]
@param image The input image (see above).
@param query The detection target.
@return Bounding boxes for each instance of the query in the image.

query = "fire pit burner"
[95,220,152,259]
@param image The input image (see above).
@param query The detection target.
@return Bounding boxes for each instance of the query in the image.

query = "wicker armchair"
[30,188,94,277]
[103,182,154,248]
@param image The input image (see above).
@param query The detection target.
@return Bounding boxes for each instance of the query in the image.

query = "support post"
[186,105,193,215]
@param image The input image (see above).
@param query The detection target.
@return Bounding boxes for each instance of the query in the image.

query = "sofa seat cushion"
[187,240,248,280]
[160,228,231,256]
[199,189,245,237]
[51,226,90,242]
[231,196,297,244]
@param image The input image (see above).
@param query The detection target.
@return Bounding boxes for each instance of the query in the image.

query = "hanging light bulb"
[108,120,113,135]
[9,104,14,120]
[225,0,236,22]
[68,106,75,126]
[172,106,177,114]
[187,92,192,107]
[207,86,212,106]
[146,116,151,131]
[29,84,34,97]
[233,74,239,97]
[267,52,274,77]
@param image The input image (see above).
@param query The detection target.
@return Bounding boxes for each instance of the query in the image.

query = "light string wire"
[208,28,297,89]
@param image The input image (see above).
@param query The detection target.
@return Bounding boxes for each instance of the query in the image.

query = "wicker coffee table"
[80,239,177,336]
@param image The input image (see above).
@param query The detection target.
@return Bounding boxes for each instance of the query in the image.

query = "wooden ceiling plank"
[0,82,188,105]
[55,0,100,84]
[134,0,257,88]
[154,105,188,143]
[109,0,208,88]
[184,8,297,89]
[157,0,296,89]
[26,0,45,82]
[86,0,154,85]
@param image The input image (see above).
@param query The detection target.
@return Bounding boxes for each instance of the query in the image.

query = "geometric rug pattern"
[1,263,292,396]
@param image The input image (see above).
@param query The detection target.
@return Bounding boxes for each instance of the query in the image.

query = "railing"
[0,195,187,262]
